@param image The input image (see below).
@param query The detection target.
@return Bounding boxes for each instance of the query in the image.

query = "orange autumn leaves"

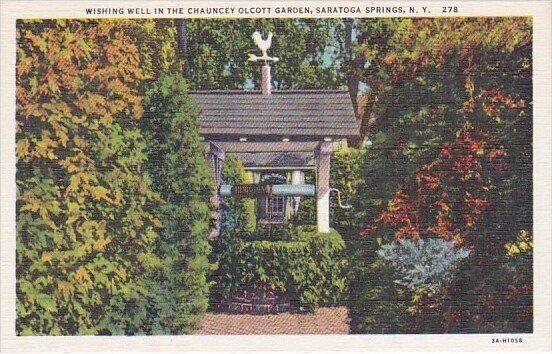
[367,127,504,247]
[360,18,530,252]
[16,19,176,334]
[17,20,144,143]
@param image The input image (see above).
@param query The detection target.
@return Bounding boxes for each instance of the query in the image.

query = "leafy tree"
[16,18,215,335]
[141,72,214,334]
[358,16,532,264]
[16,19,168,335]
[350,18,532,333]
[186,18,346,90]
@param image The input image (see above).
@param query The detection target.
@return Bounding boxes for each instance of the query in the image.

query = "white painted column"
[291,170,304,215]
[316,142,332,233]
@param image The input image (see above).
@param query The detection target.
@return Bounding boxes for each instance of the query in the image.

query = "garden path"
[194,307,349,335]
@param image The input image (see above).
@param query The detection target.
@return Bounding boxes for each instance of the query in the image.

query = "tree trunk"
[175,19,191,78]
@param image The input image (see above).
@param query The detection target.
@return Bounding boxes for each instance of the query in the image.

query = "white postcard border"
[1,1,550,352]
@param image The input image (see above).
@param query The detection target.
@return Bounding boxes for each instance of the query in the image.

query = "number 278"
[442,6,458,13]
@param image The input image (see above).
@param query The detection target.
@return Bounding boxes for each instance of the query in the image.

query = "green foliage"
[348,257,410,334]
[378,239,470,295]
[140,72,214,334]
[16,19,173,335]
[16,19,213,335]
[221,156,256,234]
[186,19,346,90]
[330,147,367,239]
[232,223,297,242]
[350,240,471,334]
[440,231,533,333]
[355,18,532,237]
[216,227,347,309]
[349,18,533,333]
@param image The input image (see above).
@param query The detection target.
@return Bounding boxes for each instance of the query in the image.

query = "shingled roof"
[191,90,359,138]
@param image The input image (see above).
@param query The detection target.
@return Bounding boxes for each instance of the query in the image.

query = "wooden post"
[206,142,225,238]
[316,142,332,233]
[262,64,271,95]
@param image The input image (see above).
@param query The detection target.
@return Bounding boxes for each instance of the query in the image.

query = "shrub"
[216,227,347,309]
[440,231,533,333]
[351,239,470,334]
[349,259,411,334]
[378,238,470,295]
[241,224,296,241]
[140,72,214,334]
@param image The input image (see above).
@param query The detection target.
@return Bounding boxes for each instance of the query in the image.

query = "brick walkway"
[194,307,349,335]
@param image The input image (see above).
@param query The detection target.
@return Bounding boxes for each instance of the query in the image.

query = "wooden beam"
[211,141,320,153]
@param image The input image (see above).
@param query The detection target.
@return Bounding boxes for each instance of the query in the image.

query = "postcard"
[1,0,550,352]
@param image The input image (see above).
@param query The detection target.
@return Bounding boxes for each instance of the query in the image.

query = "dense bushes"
[139,72,214,334]
[16,19,166,335]
[361,235,532,334]
[215,227,347,309]
[351,239,474,334]
[348,18,533,333]
[16,20,213,335]
[329,147,367,239]
[375,239,471,333]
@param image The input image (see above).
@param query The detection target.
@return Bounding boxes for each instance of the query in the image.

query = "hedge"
[216,227,347,309]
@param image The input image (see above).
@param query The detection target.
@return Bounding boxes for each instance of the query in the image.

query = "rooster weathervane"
[248,31,279,63]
